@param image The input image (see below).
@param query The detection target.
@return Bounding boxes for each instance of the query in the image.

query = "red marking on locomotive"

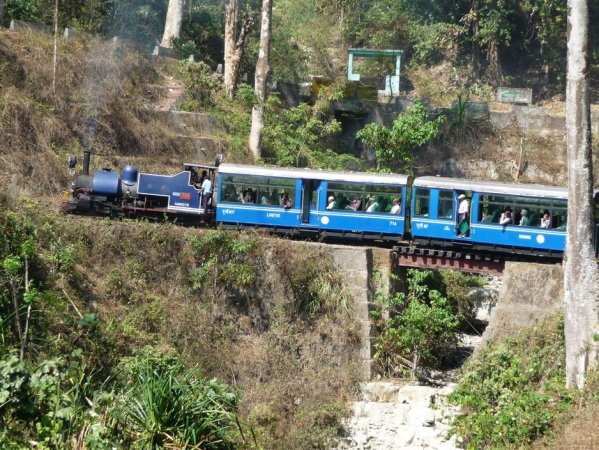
[180,192,191,200]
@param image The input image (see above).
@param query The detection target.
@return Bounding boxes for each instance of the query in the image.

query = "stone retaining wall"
[481,261,563,345]
[491,107,599,135]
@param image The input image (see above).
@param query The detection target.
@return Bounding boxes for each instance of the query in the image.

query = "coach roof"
[413,176,568,199]
[218,163,410,186]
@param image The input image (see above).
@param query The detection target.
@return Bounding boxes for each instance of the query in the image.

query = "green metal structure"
[347,48,402,95]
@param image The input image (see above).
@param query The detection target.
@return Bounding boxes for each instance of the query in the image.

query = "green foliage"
[442,92,494,150]
[357,101,445,173]
[0,352,102,448]
[107,0,168,46]
[262,98,337,167]
[409,22,461,66]
[374,272,459,376]
[4,0,39,23]
[286,251,351,319]
[176,0,226,68]
[177,61,222,111]
[373,269,483,377]
[261,86,362,170]
[113,353,247,449]
[172,38,199,59]
[235,83,259,111]
[450,316,572,449]
[188,230,259,291]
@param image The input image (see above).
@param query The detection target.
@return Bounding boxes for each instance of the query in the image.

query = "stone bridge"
[305,241,564,380]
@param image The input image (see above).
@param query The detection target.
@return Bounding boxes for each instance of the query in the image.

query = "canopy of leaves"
[357,101,445,172]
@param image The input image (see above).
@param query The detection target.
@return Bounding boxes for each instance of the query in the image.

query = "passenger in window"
[348,198,360,211]
[499,206,512,225]
[540,210,551,229]
[260,192,270,205]
[244,189,256,204]
[366,197,379,213]
[519,209,530,226]
[281,193,292,209]
[326,195,336,210]
[390,198,401,214]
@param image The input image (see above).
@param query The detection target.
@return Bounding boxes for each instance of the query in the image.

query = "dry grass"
[0,30,207,196]
[54,219,362,449]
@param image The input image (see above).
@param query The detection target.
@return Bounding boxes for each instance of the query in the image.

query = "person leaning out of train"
[280,193,292,209]
[519,209,530,226]
[540,210,551,228]
[390,198,401,214]
[366,197,379,213]
[326,195,336,210]
[200,170,213,208]
[499,206,512,226]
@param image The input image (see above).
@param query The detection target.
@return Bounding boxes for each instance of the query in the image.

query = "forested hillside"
[3,0,599,97]
[1,0,599,449]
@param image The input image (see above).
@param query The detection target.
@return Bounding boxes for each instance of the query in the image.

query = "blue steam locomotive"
[65,152,599,257]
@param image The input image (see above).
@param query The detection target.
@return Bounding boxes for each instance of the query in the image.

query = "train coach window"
[220,175,295,207]
[438,190,453,219]
[414,188,430,217]
[478,195,568,229]
[327,183,403,213]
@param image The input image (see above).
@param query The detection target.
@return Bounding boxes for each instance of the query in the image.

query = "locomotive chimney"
[82,148,91,175]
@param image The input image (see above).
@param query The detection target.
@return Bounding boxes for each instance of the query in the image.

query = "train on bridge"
[64,152,599,259]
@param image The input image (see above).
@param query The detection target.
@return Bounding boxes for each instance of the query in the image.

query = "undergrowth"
[450,315,572,449]
[371,268,484,378]
[0,200,361,449]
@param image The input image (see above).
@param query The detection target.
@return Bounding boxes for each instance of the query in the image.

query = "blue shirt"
[201,178,212,194]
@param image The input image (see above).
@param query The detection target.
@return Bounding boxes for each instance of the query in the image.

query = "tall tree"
[248,0,272,158]
[224,0,255,98]
[161,0,185,48]
[564,0,599,389]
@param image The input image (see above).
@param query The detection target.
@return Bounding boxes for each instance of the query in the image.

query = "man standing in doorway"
[457,193,470,237]
[200,170,213,209]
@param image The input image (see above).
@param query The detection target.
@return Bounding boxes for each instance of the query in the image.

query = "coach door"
[300,179,321,224]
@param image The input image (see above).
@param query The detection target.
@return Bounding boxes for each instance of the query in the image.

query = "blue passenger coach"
[216,164,409,240]
[411,177,568,255]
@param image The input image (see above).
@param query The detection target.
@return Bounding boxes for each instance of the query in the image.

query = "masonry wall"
[481,261,563,345]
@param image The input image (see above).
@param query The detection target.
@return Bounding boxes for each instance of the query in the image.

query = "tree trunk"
[52,0,58,96]
[224,0,239,97]
[471,0,481,82]
[564,0,599,389]
[248,0,273,158]
[160,0,185,48]
[0,1,6,25]
[224,0,255,99]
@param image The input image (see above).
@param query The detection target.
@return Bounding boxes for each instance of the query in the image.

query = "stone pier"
[481,261,563,345]
[328,245,378,380]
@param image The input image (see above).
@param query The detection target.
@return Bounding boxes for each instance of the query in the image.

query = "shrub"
[177,61,221,111]
[450,316,572,448]
[356,101,445,172]
[372,269,482,377]
[188,230,259,291]
[113,352,248,449]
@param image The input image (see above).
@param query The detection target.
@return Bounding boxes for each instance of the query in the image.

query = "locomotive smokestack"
[82,149,91,175]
